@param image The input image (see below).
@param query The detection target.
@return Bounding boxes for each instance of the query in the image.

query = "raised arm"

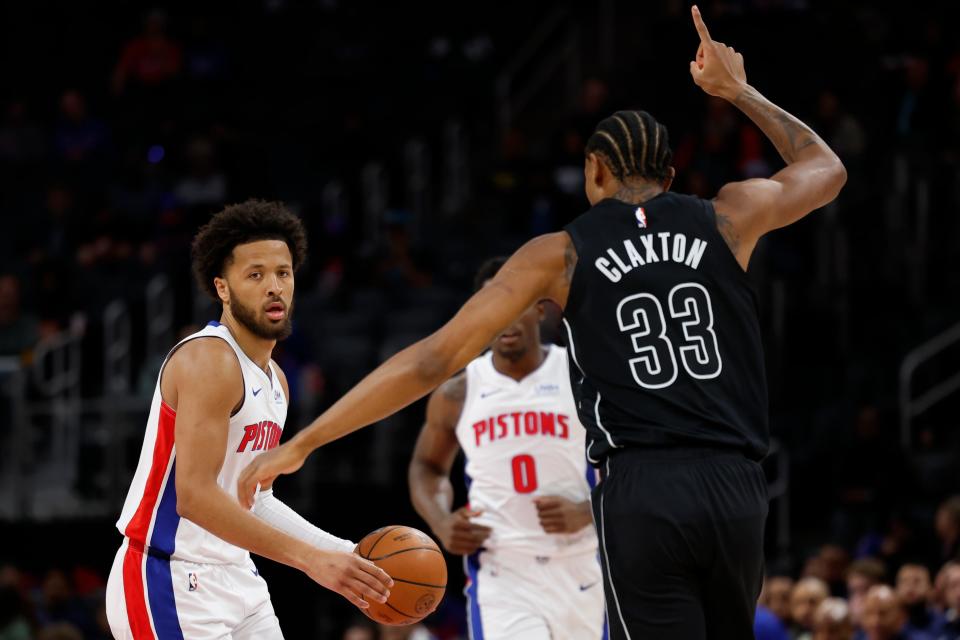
[688,5,847,269]
[238,231,576,506]
[408,374,492,555]
[166,340,391,609]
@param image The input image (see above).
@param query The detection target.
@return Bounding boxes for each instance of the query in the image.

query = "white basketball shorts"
[105,538,283,639]
[464,547,607,640]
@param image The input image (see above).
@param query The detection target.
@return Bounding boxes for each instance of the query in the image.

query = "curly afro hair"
[191,199,308,301]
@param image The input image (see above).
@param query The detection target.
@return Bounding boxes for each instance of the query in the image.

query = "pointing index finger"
[692,5,711,43]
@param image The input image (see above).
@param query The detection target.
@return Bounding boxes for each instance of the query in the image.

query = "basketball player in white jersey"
[105,200,392,639]
[408,258,605,639]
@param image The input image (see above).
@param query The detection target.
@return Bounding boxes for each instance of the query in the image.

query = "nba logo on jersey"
[188,573,198,592]
[635,207,648,228]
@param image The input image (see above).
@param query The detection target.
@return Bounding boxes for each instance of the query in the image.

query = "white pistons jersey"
[115,321,287,566]
[456,344,598,557]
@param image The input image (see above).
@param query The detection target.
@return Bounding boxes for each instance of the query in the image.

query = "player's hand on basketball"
[237,440,308,509]
[434,507,492,555]
[303,548,394,610]
[688,5,746,101]
[534,496,592,534]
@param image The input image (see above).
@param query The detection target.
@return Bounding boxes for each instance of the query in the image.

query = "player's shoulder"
[434,370,467,404]
[166,336,242,384]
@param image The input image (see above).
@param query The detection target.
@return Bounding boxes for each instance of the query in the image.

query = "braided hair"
[585,110,673,183]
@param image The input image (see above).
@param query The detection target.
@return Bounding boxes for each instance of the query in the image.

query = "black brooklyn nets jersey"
[562,192,768,464]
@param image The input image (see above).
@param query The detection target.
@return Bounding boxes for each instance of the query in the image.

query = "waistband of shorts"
[124,538,171,561]
[478,545,598,565]
[607,445,753,464]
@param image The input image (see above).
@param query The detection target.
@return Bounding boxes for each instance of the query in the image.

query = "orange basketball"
[355,525,447,626]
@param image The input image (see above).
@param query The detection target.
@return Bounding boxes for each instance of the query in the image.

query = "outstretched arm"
[238,231,576,507]
[167,340,391,610]
[688,5,847,269]
[409,375,492,555]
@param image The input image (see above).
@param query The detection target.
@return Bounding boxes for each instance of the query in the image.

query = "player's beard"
[231,296,294,340]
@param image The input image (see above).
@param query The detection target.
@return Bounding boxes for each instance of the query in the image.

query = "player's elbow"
[174,479,207,520]
[822,157,847,202]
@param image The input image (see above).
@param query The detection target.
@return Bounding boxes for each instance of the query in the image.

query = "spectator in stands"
[821,545,854,597]
[938,563,960,638]
[814,598,854,640]
[756,603,791,640]
[857,584,929,640]
[53,90,109,167]
[849,559,888,629]
[762,575,796,627]
[932,561,959,614]
[173,136,226,207]
[112,8,182,94]
[895,564,944,636]
[936,497,960,564]
[0,274,39,357]
[792,577,831,639]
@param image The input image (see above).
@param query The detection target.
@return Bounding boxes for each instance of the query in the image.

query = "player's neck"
[219,312,276,373]
[492,345,547,382]
[609,180,663,205]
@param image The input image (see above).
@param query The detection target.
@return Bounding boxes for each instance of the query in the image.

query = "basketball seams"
[367,546,443,562]
[389,577,447,589]
[363,525,404,559]
[383,600,418,620]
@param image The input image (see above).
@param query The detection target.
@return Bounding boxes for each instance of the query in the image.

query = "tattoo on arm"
[714,209,740,256]
[563,237,578,286]
[440,374,466,403]
[733,86,823,164]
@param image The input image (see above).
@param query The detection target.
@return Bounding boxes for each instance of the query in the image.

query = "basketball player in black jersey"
[240,7,846,638]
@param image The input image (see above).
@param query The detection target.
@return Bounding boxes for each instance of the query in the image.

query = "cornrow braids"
[585,110,673,183]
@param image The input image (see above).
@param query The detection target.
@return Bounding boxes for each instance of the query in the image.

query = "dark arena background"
[1,0,959,638]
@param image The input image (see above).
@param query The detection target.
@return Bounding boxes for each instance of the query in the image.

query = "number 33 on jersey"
[562,193,770,465]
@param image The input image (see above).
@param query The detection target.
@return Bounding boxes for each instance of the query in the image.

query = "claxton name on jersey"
[595,232,708,283]
[471,411,573,447]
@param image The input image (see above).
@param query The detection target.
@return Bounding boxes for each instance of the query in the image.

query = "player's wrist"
[720,81,749,103]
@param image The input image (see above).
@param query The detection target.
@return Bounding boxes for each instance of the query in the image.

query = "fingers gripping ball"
[355,526,447,626]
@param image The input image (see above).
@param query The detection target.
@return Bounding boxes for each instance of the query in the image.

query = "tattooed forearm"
[733,85,824,164]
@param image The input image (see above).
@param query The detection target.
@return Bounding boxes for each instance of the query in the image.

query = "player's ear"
[536,301,545,320]
[585,152,603,187]
[663,167,676,192]
[214,276,229,304]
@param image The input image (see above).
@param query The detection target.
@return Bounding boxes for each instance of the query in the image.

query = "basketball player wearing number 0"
[239,7,846,638]
[409,258,605,639]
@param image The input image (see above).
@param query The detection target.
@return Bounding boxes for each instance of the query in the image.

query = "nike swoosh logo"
[480,389,503,399]
[579,582,599,591]
[252,388,262,396]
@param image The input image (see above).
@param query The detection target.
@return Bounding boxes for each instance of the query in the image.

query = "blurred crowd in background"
[1,0,959,637]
